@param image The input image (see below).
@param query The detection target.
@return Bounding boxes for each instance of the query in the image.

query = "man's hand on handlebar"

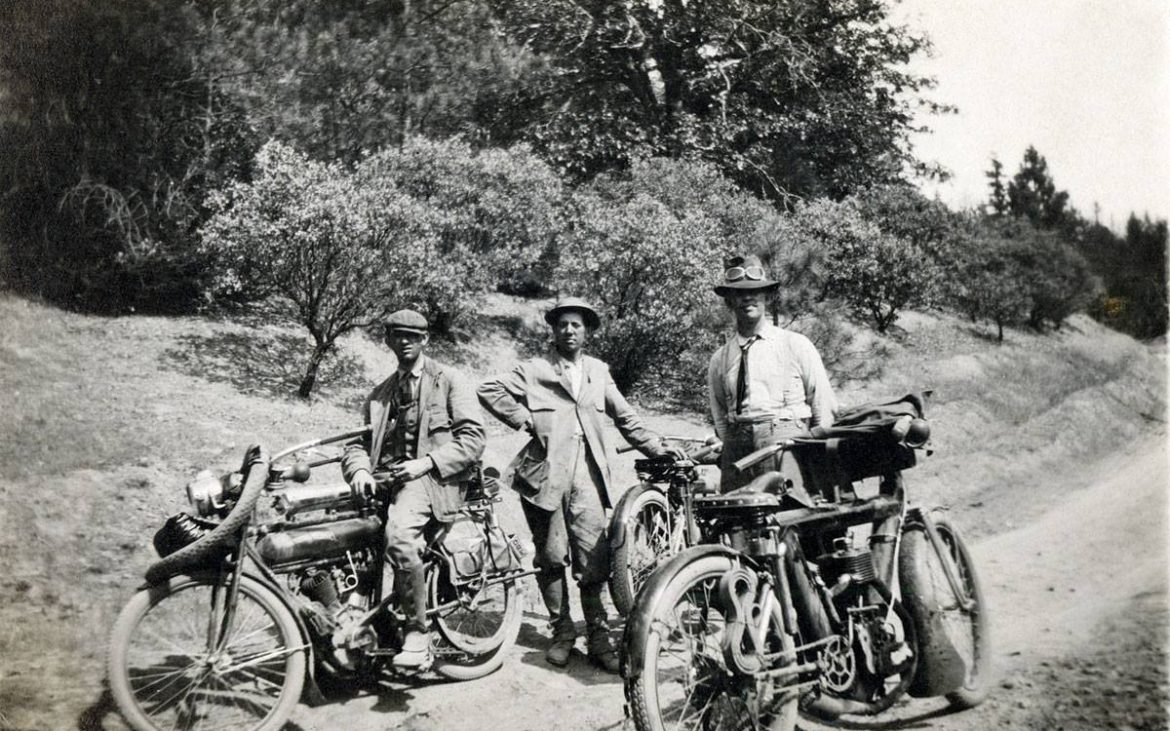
[662,444,689,461]
[351,468,377,496]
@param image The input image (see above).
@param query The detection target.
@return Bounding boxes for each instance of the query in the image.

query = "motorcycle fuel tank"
[256,516,381,565]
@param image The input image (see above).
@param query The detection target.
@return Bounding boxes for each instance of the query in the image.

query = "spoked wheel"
[429,565,523,681]
[626,554,799,731]
[108,573,306,731]
[901,517,993,709]
[610,487,685,616]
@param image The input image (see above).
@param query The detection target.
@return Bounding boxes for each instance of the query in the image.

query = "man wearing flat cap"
[342,309,485,668]
[477,297,682,673]
[709,254,837,492]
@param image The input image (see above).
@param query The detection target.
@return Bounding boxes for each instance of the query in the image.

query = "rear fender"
[621,544,756,679]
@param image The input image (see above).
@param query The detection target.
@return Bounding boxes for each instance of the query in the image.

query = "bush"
[782,198,937,333]
[0,1,255,311]
[359,137,568,330]
[201,141,429,397]
[553,158,786,399]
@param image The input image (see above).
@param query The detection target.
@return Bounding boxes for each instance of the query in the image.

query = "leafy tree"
[199,0,534,163]
[201,142,422,397]
[487,0,948,203]
[0,0,255,310]
[1007,146,1071,230]
[954,241,1031,342]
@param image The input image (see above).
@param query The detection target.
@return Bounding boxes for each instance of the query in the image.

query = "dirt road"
[269,433,1167,731]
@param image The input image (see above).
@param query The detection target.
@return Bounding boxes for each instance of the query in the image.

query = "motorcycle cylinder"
[257,516,381,565]
[272,483,358,517]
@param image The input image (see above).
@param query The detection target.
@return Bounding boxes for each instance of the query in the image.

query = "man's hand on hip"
[387,457,434,485]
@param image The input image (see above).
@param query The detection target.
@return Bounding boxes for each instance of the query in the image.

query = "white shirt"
[707,323,838,439]
[559,356,585,436]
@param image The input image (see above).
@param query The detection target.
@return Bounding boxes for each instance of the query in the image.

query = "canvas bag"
[789,392,931,501]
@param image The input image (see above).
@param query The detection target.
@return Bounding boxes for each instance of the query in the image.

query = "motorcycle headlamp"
[186,470,243,517]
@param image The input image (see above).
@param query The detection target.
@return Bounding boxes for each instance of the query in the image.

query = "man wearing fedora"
[342,309,486,668]
[477,297,682,673]
[709,254,838,492]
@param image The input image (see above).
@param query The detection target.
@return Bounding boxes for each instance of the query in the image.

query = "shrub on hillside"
[782,198,937,333]
[201,141,428,397]
[360,137,568,315]
[553,159,795,398]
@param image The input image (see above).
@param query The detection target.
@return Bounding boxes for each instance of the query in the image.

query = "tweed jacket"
[477,351,666,510]
[342,356,485,521]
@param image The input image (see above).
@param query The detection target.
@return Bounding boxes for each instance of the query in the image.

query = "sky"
[896,0,1169,230]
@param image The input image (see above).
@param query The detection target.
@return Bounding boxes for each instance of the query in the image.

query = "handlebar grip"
[732,442,787,473]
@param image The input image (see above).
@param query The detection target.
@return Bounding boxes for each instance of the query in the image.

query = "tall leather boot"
[392,563,431,668]
[580,584,619,673]
[537,568,576,666]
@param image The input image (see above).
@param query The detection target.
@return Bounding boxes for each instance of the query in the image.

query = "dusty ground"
[0,294,1166,731]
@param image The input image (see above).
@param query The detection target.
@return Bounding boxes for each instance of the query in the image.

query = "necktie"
[735,337,757,415]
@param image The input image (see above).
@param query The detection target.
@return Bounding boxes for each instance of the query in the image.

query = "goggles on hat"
[724,265,766,282]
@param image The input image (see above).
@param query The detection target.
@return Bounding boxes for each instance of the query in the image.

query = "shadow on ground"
[163,331,366,401]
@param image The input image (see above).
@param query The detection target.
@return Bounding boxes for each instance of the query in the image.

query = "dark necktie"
[735,336,757,415]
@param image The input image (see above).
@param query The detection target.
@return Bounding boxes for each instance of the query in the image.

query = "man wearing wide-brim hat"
[477,297,683,673]
[708,254,838,492]
[342,308,485,668]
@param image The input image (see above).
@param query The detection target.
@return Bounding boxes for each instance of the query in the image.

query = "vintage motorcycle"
[107,428,532,731]
[608,437,722,615]
[622,398,992,731]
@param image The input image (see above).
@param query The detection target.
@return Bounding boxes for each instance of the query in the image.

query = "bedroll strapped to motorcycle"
[790,391,932,501]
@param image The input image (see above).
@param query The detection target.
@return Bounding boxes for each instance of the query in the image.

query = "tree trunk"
[297,342,330,399]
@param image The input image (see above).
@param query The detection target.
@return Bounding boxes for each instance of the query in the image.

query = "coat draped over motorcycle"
[342,356,485,521]
[477,351,665,511]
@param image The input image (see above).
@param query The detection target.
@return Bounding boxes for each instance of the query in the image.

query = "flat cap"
[384,309,429,334]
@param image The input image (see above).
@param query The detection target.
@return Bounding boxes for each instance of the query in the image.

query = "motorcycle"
[608,437,722,615]
[107,428,533,731]
[621,399,993,731]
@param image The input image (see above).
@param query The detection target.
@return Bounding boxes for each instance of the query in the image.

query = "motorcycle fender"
[622,544,755,680]
[608,482,658,552]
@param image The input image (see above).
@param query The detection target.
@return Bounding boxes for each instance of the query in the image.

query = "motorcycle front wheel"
[108,573,306,731]
[609,486,683,616]
[625,554,799,731]
[901,517,992,709]
[429,567,523,681]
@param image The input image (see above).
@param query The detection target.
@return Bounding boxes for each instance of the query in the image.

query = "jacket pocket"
[512,440,550,498]
[427,404,452,433]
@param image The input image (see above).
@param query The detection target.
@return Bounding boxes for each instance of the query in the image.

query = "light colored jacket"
[477,351,665,510]
[343,356,485,520]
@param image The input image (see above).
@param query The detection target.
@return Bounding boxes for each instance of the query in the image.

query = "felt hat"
[713,253,779,296]
[544,297,601,329]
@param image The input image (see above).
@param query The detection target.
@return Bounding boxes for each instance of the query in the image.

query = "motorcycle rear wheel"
[609,486,683,616]
[626,554,799,731]
[429,569,523,681]
[108,573,306,731]
[901,517,992,709]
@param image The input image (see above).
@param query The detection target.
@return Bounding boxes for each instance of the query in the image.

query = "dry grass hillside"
[0,292,1165,731]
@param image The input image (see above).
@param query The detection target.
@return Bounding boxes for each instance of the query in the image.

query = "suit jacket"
[477,350,666,510]
[342,356,485,521]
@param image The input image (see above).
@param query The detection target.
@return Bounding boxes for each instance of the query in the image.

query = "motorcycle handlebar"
[732,441,790,473]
